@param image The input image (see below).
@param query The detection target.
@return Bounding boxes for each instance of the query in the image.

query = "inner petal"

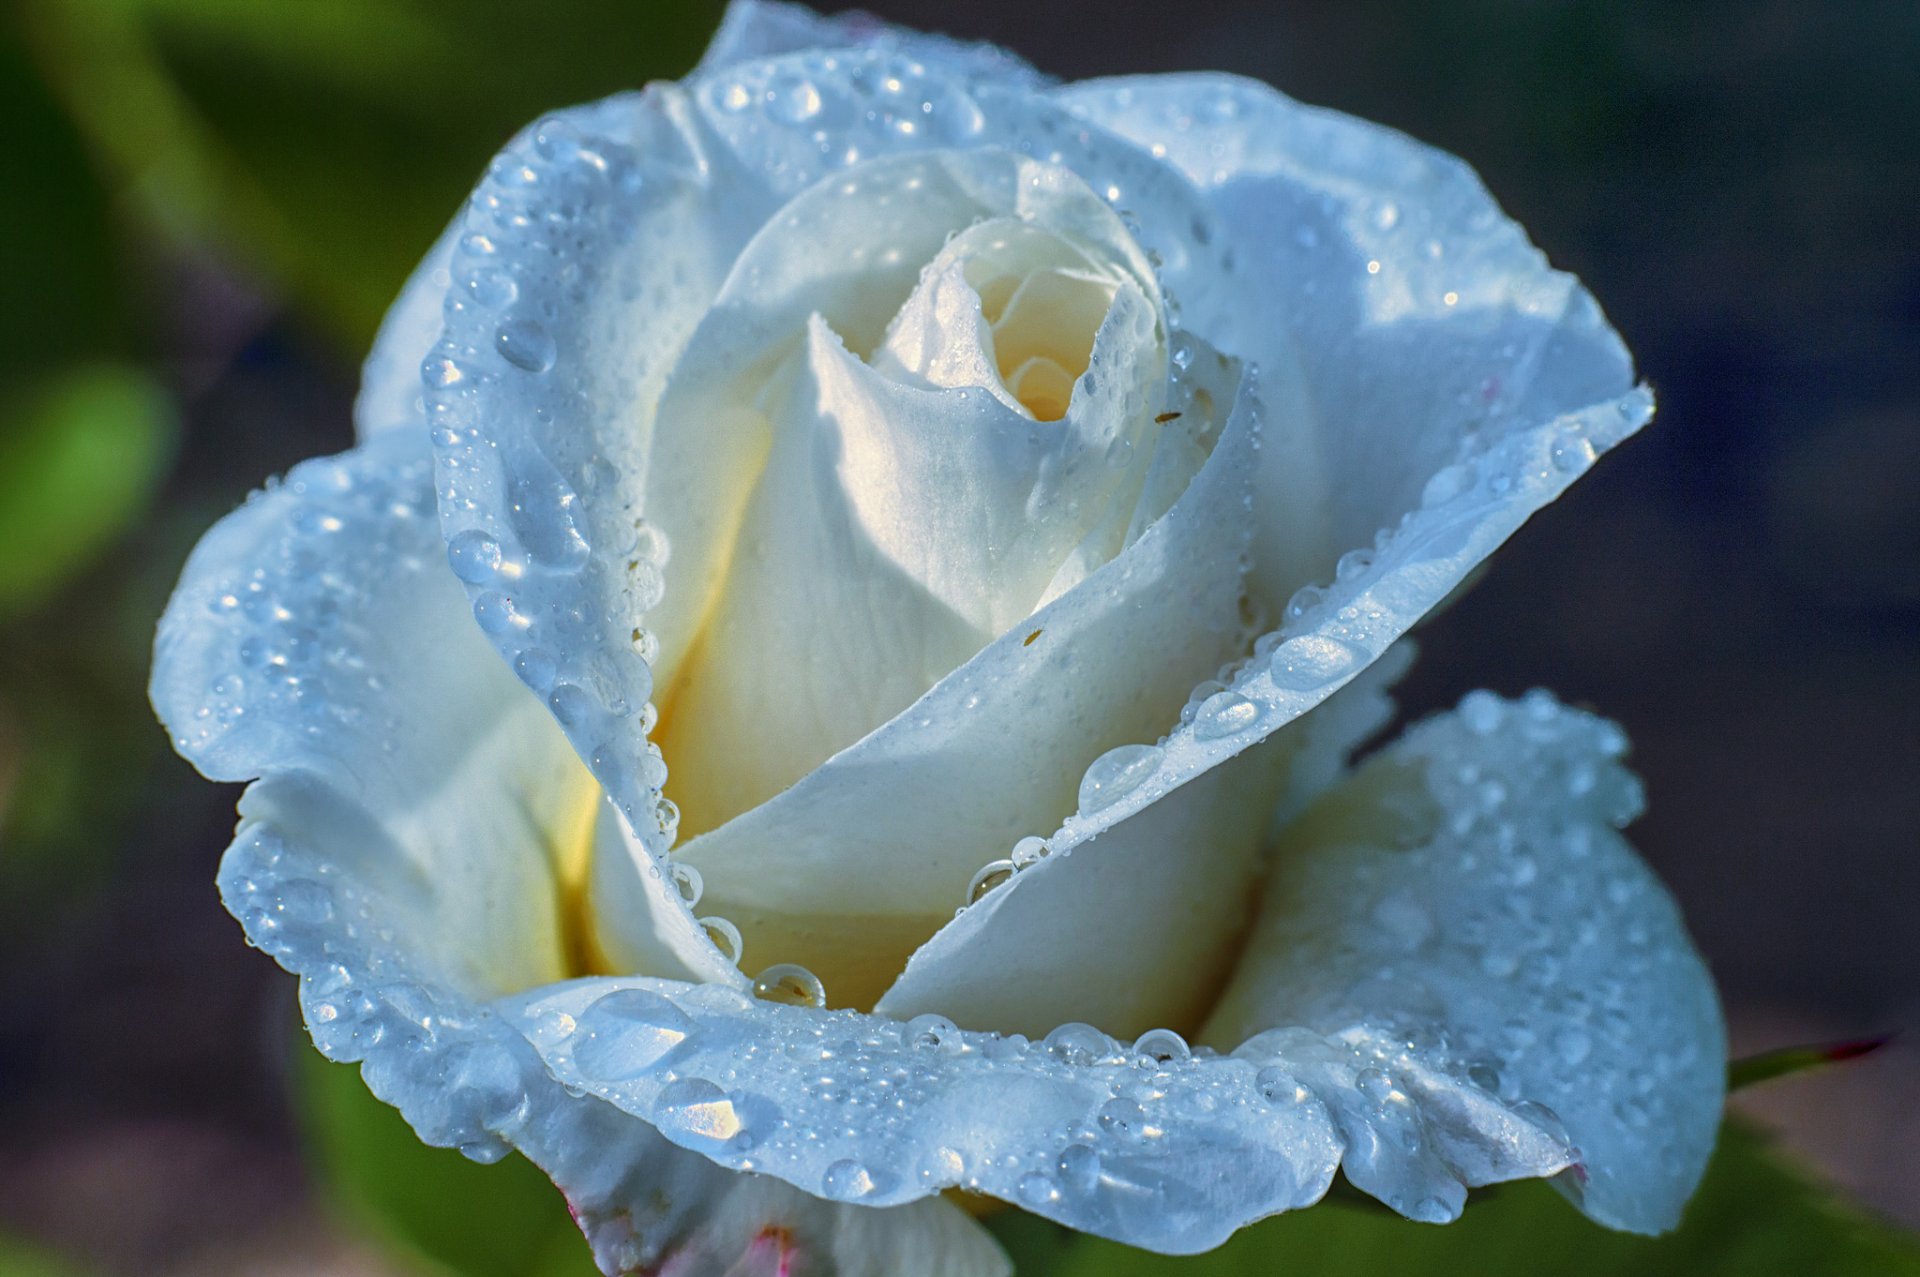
[988,270,1118,419]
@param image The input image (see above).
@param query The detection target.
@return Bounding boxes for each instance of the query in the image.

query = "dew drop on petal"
[1077,744,1163,812]
[1191,690,1260,739]
[905,1013,959,1052]
[495,319,557,373]
[1010,835,1050,869]
[965,858,1016,905]
[698,916,743,963]
[1269,635,1362,692]
[1043,1021,1116,1065]
[1133,1028,1191,1064]
[752,962,826,1009]
[669,861,703,907]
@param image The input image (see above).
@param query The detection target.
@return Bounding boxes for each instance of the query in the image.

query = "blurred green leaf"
[295,1044,598,1277]
[17,0,721,349]
[989,1120,1920,1276]
[0,19,127,378]
[1730,1036,1896,1092]
[0,364,175,616]
[0,1237,87,1277]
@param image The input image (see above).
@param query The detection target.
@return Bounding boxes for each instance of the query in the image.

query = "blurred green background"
[0,0,1915,1273]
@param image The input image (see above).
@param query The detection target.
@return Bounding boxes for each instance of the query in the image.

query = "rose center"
[972,264,1119,421]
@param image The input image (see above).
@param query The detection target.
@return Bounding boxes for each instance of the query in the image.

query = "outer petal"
[152,434,1001,1275]
[874,640,1412,1038]
[504,691,1715,1252]
[1056,72,1646,599]
[1203,690,1726,1233]
[694,0,1048,90]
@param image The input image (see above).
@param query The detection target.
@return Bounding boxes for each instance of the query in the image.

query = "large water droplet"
[752,963,826,1008]
[446,529,503,583]
[905,1013,960,1053]
[1132,1028,1191,1064]
[571,988,694,1081]
[699,916,743,963]
[1191,690,1261,739]
[965,858,1016,905]
[1269,635,1362,692]
[495,319,557,373]
[1043,1022,1116,1066]
[822,1158,894,1202]
[1077,744,1163,813]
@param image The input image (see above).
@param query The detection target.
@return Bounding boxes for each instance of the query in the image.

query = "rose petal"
[661,283,1161,838]
[502,691,1713,1253]
[1057,72,1645,602]
[900,73,1661,982]
[426,48,1232,873]
[151,430,738,995]
[1202,690,1725,1232]
[216,814,1004,1277]
[695,0,1049,90]
[874,642,1411,1038]
[676,353,1256,1010]
[152,433,1000,1273]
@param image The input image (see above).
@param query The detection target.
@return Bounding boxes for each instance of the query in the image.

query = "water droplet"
[1009,836,1050,869]
[1256,1065,1307,1105]
[905,1013,959,1052]
[822,1158,893,1201]
[752,962,826,1008]
[495,319,556,373]
[1191,690,1260,739]
[1554,1026,1593,1065]
[1077,744,1163,813]
[1097,1096,1147,1135]
[513,647,556,691]
[571,988,694,1080]
[966,858,1016,905]
[1133,1028,1191,1064]
[656,1077,748,1144]
[670,862,703,907]
[1551,431,1593,474]
[699,916,743,963]
[1017,1171,1059,1205]
[446,529,502,583]
[1356,1067,1396,1104]
[768,73,824,123]
[1043,1022,1115,1066]
[1269,635,1361,691]
[1057,1143,1101,1192]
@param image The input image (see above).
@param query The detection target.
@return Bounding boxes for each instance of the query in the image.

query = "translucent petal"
[1202,690,1725,1233]
[150,431,737,996]
[694,0,1049,90]
[153,433,995,1273]
[216,811,1005,1277]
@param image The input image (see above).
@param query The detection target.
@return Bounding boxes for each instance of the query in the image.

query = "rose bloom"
[153,4,1723,1274]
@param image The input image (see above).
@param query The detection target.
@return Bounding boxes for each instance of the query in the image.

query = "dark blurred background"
[1,1,1914,1273]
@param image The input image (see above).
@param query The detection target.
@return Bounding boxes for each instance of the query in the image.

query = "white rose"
[154,3,1723,1274]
